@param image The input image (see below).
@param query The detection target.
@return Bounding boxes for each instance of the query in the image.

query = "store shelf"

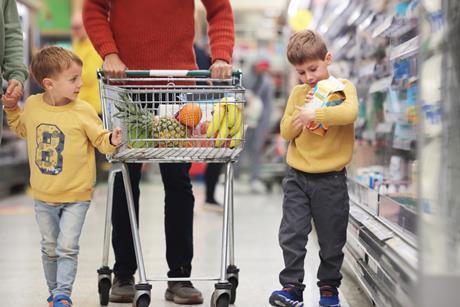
[0,135,29,194]
[369,76,392,93]
[392,138,415,151]
[348,179,379,216]
[348,179,417,242]
[0,159,29,195]
[390,36,419,61]
[379,195,417,240]
[358,62,376,78]
[372,15,394,38]
[373,15,417,38]
[345,180,417,307]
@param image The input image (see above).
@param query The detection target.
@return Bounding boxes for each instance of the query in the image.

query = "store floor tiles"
[0,178,372,306]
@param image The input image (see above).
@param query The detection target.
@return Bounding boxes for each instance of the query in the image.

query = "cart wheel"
[228,276,239,304]
[134,294,150,307]
[98,278,111,306]
[216,294,230,307]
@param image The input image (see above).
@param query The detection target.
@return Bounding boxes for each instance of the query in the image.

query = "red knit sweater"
[82,0,234,70]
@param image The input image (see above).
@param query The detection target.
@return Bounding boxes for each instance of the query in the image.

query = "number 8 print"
[35,124,65,175]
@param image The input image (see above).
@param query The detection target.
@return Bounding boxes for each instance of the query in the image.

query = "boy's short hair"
[31,46,83,86]
[287,30,328,65]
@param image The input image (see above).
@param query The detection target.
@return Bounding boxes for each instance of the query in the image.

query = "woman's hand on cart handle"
[210,59,232,79]
[110,127,123,147]
[103,54,127,79]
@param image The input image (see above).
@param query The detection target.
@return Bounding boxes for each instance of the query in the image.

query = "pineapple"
[113,93,154,148]
[152,117,188,148]
[113,93,188,148]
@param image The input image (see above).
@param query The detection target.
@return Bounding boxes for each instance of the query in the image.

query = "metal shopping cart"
[97,69,245,307]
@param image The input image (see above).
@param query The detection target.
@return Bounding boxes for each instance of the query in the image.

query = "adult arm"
[82,0,126,78]
[202,0,235,78]
[3,0,28,85]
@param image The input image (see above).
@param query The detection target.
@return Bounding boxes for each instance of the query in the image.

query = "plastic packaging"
[304,76,346,136]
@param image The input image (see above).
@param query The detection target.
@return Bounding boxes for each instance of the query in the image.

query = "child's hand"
[305,89,314,103]
[293,105,316,129]
[2,79,23,109]
[111,127,122,146]
[292,115,305,131]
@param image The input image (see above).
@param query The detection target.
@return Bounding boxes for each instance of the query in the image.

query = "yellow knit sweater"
[280,79,358,173]
[5,94,116,203]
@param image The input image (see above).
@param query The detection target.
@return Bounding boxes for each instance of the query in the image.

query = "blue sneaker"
[319,285,340,307]
[53,294,72,307]
[47,295,53,307]
[269,285,304,307]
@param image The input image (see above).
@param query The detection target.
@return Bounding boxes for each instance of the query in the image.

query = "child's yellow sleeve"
[4,106,27,138]
[315,80,358,126]
[280,85,306,141]
[81,104,117,155]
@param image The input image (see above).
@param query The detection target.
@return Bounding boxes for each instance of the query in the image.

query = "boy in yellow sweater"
[269,30,358,307]
[3,46,121,307]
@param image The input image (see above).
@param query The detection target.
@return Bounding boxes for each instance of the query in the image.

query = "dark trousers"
[112,162,195,278]
[279,167,349,289]
[204,163,224,202]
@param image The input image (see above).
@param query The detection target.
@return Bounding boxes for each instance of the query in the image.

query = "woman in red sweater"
[83,0,234,304]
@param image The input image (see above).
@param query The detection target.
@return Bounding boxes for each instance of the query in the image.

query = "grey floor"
[0,175,372,307]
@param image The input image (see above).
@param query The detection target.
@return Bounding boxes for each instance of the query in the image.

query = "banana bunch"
[206,97,243,148]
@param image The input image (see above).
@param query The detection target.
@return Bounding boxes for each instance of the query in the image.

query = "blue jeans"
[34,200,90,297]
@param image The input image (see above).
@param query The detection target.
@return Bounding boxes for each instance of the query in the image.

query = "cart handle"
[97,69,242,78]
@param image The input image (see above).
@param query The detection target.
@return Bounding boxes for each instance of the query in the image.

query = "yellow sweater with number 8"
[5,94,116,203]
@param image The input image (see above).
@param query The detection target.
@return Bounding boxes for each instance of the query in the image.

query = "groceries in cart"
[206,97,243,148]
[304,75,346,136]
[111,93,243,149]
[176,102,203,128]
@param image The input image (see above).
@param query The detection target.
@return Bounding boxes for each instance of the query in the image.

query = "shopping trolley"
[97,69,245,307]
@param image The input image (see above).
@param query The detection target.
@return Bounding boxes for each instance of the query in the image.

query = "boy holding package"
[3,46,121,307]
[269,30,358,307]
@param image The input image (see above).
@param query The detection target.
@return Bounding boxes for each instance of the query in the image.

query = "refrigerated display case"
[417,0,460,305]
[303,0,420,306]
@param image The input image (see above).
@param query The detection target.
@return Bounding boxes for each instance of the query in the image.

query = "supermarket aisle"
[0,178,369,306]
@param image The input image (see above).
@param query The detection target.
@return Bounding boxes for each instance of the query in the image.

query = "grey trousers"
[279,167,349,290]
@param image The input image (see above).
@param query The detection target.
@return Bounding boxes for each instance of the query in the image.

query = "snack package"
[305,76,346,136]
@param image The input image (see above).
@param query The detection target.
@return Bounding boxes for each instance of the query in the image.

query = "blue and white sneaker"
[319,285,340,307]
[269,284,304,307]
[53,294,72,307]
